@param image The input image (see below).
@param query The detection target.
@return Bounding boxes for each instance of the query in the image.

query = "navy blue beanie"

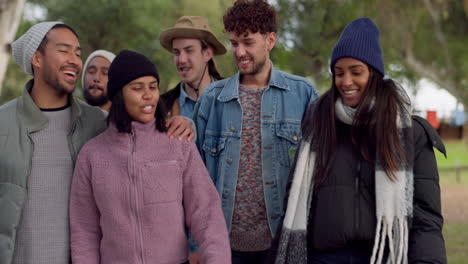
[107,50,160,101]
[330,18,384,76]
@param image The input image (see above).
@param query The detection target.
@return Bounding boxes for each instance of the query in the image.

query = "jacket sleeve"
[69,150,101,264]
[408,117,447,263]
[182,143,231,264]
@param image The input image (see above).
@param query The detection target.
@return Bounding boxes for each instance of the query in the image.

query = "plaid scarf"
[275,97,414,264]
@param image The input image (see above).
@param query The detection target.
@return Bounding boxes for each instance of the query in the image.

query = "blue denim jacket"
[193,65,319,237]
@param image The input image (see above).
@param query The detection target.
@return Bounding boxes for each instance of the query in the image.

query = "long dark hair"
[107,90,168,133]
[302,66,410,185]
[200,40,223,80]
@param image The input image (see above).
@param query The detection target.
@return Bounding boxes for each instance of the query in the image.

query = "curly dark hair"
[223,0,277,35]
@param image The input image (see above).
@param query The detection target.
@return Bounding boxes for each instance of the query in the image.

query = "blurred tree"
[383,0,468,108]
[3,0,467,107]
[273,0,375,92]
[1,0,236,103]
[41,0,238,92]
[0,0,26,94]
[275,0,468,106]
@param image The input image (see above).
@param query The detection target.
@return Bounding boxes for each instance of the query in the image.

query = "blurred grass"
[439,170,468,185]
[444,224,468,264]
[436,140,468,263]
[437,140,468,185]
[436,140,468,168]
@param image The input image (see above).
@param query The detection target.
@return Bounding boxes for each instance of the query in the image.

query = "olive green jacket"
[0,80,107,263]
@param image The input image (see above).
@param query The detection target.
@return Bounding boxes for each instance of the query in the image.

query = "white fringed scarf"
[275,98,414,264]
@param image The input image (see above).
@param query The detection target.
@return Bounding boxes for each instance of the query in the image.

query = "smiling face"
[33,27,82,95]
[172,38,212,87]
[83,56,111,106]
[229,31,275,77]
[122,75,159,124]
[334,57,371,108]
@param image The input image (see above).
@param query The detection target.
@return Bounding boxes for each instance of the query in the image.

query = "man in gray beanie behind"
[82,49,115,112]
[0,22,106,264]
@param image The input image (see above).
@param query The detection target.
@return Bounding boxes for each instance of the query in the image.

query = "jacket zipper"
[130,131,146,264]
[354,161,361,235]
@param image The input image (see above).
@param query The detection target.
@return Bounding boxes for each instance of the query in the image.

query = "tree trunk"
[0,0,26,94]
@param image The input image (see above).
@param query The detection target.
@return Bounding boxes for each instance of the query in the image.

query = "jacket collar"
[17,79,83,133]
[180,75,216,105]
[107,119,158,150]
[179,82,196,106]
[217,63,289,102]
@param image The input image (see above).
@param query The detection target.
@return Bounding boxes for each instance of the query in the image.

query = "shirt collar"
[179,82,197,106]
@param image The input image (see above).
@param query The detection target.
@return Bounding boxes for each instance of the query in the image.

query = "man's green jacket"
[0,80,107,263]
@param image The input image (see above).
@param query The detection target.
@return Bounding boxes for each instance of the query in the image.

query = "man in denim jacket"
[193,1,319,263]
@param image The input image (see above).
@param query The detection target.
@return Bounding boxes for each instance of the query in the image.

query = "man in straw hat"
[159,15,227,264]
[160,16,226,118]
[0,22,107,264]
[193,1,319,263]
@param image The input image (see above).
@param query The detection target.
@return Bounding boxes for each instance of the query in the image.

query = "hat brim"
[160,28,227,56]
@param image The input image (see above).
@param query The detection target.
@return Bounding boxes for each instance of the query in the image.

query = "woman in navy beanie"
[274,18,446,264]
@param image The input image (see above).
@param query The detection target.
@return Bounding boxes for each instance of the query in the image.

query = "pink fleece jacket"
[69,121,230,264]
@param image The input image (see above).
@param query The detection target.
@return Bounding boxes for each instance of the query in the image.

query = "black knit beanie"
[107,50,160,101]
[330,18,384,76]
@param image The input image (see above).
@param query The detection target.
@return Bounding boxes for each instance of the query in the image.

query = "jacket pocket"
[202,135,226,157]
[275,122,301,167]
[0,182,27,259]
[141,160,181,205]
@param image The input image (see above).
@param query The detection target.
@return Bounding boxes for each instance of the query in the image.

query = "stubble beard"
[42,65,75,96]
[83,87,109,107]
[239,54,268,77]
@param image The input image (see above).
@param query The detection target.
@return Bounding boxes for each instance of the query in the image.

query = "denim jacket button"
[227,158,233,164]
[223,192,229,199]
[293,136,298,141]
[211,147,217,153]
[230,126,236,132]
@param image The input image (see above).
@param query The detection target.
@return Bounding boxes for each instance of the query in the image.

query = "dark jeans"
[232,250,269,264]
[308,245,374,264]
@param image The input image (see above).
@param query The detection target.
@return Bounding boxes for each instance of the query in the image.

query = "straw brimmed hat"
[160,16,226,55]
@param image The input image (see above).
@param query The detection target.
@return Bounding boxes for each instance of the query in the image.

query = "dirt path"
[441,184,468,223]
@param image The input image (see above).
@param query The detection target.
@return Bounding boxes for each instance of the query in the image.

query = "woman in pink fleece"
[69,50,231,264]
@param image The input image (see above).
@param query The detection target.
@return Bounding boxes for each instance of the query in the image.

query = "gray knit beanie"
[82,50,116,86]
[12,21,64,75]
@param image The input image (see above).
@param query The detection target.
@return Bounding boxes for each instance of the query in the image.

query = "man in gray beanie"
[0,22,106,264]
[82,49,115,112]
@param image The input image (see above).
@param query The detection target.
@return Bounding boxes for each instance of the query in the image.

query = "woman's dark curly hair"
[223,0,277,35]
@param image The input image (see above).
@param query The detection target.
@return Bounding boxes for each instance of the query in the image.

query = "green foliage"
[1,0,237,104]
[436,140,468,185]
[274,0,468,106]
[443,224,468,264]
[3,0,468,107]
[274,0,376,90]
[436,140,468,168]
[0,60,30,103]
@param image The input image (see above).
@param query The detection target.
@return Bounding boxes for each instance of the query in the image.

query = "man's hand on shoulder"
[165,116,195,142]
